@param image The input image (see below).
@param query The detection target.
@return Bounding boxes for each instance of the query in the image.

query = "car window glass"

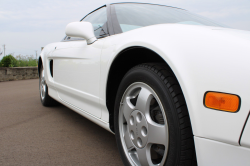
[113,3,225,33]
[82,7,108,38]
[65,6,107,41]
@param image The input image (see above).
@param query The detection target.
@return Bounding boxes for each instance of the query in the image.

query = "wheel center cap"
[129,110,148,148]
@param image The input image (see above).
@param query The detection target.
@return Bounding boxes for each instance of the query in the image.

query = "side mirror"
[65,22,97,44]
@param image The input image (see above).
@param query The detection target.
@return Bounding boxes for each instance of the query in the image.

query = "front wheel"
[114,63,197,166]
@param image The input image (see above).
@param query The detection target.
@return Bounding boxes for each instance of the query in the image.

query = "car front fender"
[102,24,250,145]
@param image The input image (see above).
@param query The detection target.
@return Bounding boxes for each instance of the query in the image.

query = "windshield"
[113,3,225,32]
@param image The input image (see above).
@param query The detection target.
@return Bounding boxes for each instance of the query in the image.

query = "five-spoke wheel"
[114,63,197,166]
[119,83,168,166]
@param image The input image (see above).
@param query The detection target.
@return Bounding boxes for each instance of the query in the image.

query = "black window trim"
[61,2,185,42]
[110,2,185,11]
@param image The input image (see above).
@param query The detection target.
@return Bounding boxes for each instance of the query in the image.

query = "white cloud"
[0,0,250,57]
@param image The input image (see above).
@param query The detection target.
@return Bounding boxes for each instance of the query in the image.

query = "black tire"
[114,63,197,166]
[39,65,58,107]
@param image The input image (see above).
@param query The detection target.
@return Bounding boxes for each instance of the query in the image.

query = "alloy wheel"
[119,82,169,166]
[40,68,46,100]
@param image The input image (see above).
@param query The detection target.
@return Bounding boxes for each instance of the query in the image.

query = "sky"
[0,0,250,59]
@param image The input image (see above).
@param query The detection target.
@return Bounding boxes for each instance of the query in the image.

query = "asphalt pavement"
[0,79,123,166]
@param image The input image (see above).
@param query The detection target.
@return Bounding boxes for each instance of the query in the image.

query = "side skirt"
[48,87,113,134]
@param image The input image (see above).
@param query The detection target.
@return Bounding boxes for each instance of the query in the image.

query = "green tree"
[0,54,17,67]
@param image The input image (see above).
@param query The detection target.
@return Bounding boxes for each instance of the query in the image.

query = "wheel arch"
[106,46,186,132]
[38,56,42,77]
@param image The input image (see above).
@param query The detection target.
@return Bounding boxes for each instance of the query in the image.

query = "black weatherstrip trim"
[110,2,186,11]
[110,4,123,34]
[80,5,106,21]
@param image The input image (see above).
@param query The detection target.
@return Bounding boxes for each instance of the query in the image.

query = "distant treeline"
[0,54,37,67]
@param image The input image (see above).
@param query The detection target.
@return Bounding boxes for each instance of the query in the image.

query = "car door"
[52,6,108,118]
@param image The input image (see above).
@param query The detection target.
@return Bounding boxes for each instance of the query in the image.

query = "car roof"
[80,2,186,22]
[109,2,186,11]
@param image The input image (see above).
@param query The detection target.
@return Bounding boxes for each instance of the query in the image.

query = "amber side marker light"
[204,92,240,112]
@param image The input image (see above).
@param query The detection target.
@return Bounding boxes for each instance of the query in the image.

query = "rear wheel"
[39,65,58,106]
[114,63,197,166]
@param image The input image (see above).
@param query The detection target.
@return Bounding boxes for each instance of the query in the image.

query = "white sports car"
[38,2,250,166]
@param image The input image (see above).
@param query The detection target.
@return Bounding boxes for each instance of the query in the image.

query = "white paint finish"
[40,22,250,148]
[195,137,250,166]
[48,86,58,100]
[65,22,97,44]
[47,84,112,132]
[241,114,250,148]
[37,9,250,164]
[58,95,112,133]
[99,24,250,145]
[39,43,57,90]
[48,86,112,133]
[51,39,104,118]
[99,41,117,122]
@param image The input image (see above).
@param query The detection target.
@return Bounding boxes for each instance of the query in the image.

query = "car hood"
[124,23,250,59]
[134,23,250,44]
[205,26,250,41]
